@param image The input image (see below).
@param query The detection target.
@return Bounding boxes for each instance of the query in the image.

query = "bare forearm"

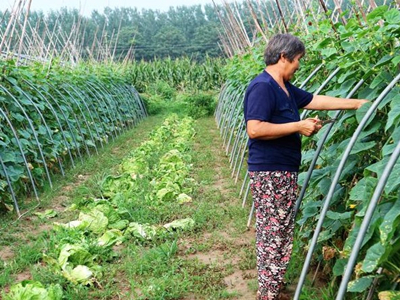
[305,95,367,110]
[247,119,320,140]
[247,121,299,140]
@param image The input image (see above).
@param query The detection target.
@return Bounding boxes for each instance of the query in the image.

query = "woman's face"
[284,54,302,82]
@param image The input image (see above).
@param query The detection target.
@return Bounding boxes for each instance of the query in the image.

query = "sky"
[0,0,219,15]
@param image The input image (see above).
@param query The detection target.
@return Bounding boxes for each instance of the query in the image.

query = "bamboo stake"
[274,0,288,33]
[232,0,251,47]
[318,0,338,33]
[294,0,309,33]
[97,22,107,61]
[8,0,26,56]
[259,0,273,29]
[0,0,21,53]
[17,0,32,65]
[354,0,367,22]
[90,26,99,59]
[222,1,242,52]
[270,0,283,32]
[213,0,239,55]
[112,18,123,62]
[255,0,269,34]
[246,0,268,43]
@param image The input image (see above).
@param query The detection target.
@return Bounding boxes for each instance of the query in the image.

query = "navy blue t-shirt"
[244,71,313,172]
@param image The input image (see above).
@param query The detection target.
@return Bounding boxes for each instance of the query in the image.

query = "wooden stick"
[17,0,32,65]
[246,0,268,43]
[274,0,288,33]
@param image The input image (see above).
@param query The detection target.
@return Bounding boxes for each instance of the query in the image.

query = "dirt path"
[188,119,258,299]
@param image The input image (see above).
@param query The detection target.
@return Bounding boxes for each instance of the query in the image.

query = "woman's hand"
[298,118,322,136]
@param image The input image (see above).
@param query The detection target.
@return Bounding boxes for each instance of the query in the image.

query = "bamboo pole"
[354,0,367,22]
[8,0,26,56]
[232,0,251,47]
[213,0,239,55]
[294,0,309,33]
[259,0,273,29]
[255,0,269,34]
[0,0,21,53]
[17,0,32,65]
[246,0,268,43]
[318,0,338,33]
[112,18,122,62]
[274,0,288,33]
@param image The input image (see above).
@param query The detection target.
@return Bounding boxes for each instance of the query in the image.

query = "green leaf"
[163,218,195,231]
[378,290,400,300]
[366,5,388,24]
[341,41,355,53]
[351,140,376,155]
[85,139,96,147]
[379,197,400,244]
[356,101,375,126]
[347,276,374,293]
[384,8,400,24]
[34,209,58,220]
[375,54,395,68]
[321,48,337,58]
[362,242,386,272]
[58,243,93,268]
[61,265,93,285]
[1,152,17,163]
[125,222,158,240]
[78,209,108,234]
[333,258,347,276]
[98,229,124,247]
[367,158,400,194]
[349,177,377,201]
[385,94,400,131]
[326,211,353,220]
[3,280,63,300]
[392,55,400,67]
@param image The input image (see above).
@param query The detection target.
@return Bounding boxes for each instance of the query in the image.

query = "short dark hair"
[264,34,305,66]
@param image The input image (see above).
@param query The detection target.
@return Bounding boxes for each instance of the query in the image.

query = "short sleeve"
[244,82,276,122]
[290,84,313,108]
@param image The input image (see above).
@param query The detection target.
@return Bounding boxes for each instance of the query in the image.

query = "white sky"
[0,0,219,15]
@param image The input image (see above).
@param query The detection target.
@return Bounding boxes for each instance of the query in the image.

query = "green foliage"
[0,4,224,61]
[2,280,63,300]
[220,4,400,298]
[0,60,147,211]
[183,92,217,119]
[2,114,198,298]
[126,56,226,93]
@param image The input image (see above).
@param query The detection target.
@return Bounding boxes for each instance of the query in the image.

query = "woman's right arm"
[246,119,321,140]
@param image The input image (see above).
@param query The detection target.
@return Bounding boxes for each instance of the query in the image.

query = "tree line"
[0,4,229,61]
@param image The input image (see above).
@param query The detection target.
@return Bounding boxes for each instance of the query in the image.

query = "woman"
[243,34,367,300]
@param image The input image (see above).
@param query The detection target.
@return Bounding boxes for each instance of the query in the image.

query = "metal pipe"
[60,84,94,156]
[22,78,72,172]
[48,83,86,163]
[294,72,400,299]
[0,106,39,200]
[10,79,64,180]
[0,148,21,216]
[38,84,81,166]
[294,79,365,218]
[0,85,53,189]
[335,140,400,300]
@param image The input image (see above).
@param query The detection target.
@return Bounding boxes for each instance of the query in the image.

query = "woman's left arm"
[304,95,368,110]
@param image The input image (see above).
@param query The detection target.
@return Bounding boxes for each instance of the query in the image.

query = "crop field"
[0,1,400,300]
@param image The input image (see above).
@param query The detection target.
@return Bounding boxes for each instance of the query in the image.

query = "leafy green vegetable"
[3,280,63,300]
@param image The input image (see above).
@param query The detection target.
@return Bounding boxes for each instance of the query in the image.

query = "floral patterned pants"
[249,171,298,300]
